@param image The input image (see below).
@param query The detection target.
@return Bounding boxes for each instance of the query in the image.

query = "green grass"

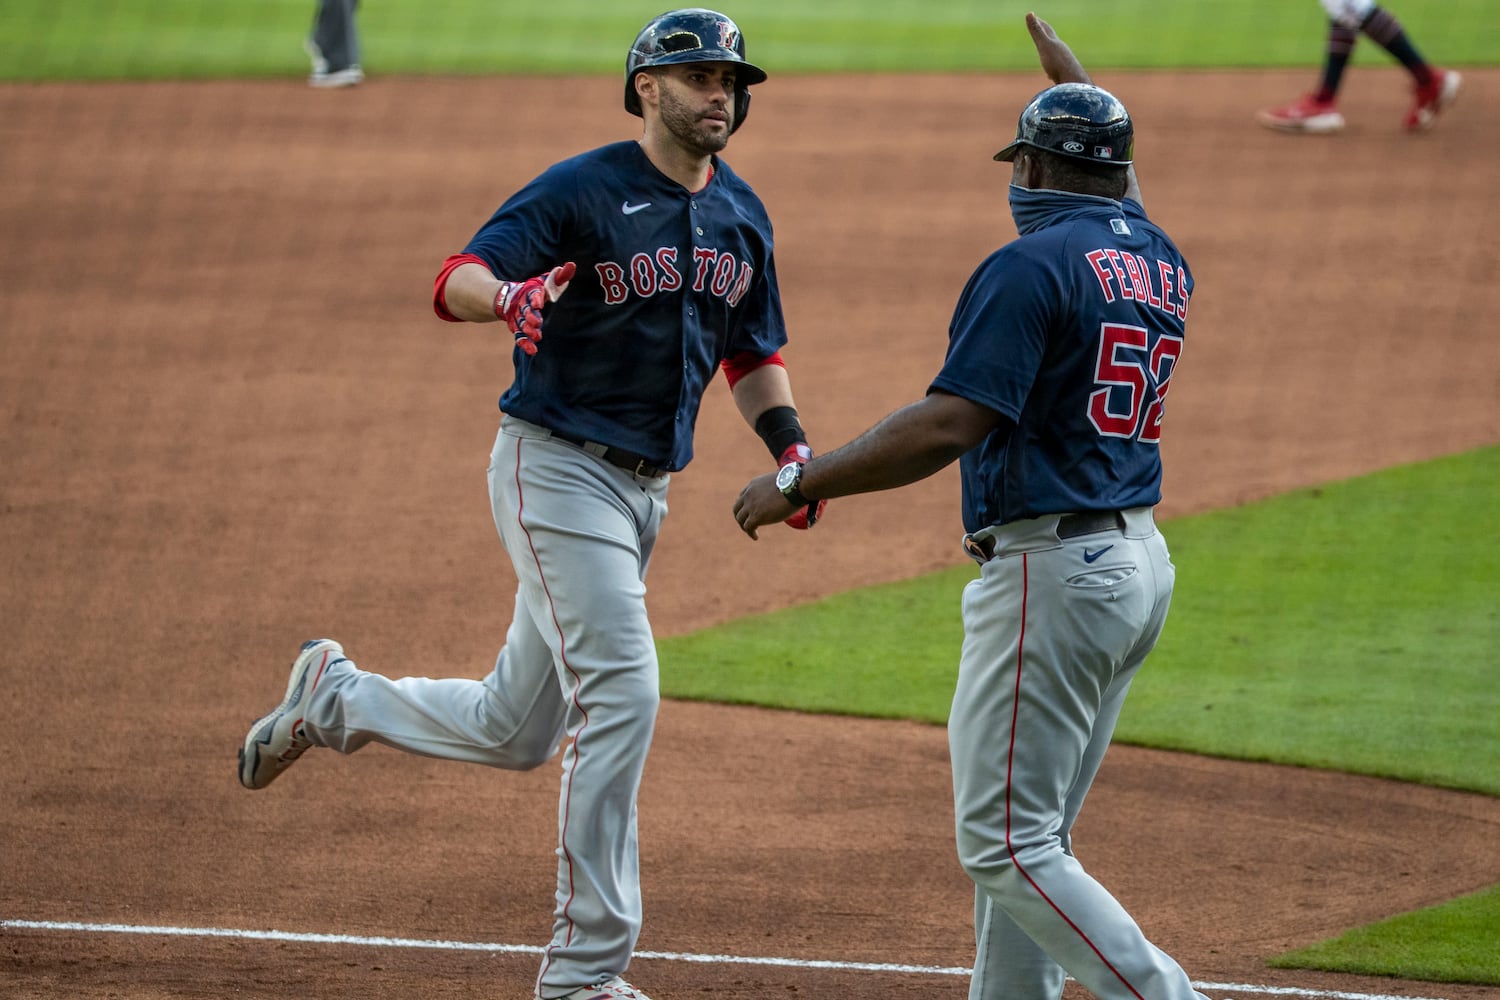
[656,564,967,722]
[659,446,1500,985]
[1270,885,1500,986]
[657,446,1500,983]
[662,445,1500,796]
[1122,449,1500,797]
[2,0,1496,81]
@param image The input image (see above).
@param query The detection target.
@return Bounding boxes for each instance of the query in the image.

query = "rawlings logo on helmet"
[993,82,1134,167]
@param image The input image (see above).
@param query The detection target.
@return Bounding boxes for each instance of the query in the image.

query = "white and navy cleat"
[238,639,344,790]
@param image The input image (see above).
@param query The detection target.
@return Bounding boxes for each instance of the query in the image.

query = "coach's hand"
[733,472,795,540]
[495,262,576,356]
[1026,13,1091,87]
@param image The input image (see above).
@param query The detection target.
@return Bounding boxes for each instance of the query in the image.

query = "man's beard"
[659,88,732,155]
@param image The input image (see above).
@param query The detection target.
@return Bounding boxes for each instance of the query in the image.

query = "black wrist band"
[754,405,806,460]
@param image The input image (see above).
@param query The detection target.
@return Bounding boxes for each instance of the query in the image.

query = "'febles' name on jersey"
[1083,247,1189,320]
[930,192,1194,533]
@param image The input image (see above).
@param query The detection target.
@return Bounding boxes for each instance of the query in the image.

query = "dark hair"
[1022,147,1129,200]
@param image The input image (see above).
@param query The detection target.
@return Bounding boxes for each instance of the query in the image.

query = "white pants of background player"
[301,414,669,998]
[951,508,1210,1000]
[1322,0,1375,28]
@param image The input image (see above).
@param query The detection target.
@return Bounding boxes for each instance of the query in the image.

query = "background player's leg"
[1360,5,1433,78]
[1357,6,1460,129]
[307,0,360,82]
[1255,0,1371,131]
[1317,21,1360,101]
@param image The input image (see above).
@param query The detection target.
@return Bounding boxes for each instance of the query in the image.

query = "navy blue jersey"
[930,192,1192,534]
[461,141,788,472]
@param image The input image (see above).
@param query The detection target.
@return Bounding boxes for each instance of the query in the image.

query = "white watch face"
[776,463,800,492]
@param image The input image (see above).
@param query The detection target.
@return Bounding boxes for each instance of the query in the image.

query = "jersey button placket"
[685,199,703,441]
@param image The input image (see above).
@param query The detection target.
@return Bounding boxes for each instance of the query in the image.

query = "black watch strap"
[779,462,812,508]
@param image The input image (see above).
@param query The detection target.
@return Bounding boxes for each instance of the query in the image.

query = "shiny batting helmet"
[624,8,767,133]
[994,82,1134,168]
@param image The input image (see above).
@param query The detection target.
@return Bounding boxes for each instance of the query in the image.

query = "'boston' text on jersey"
[595,247,755,307]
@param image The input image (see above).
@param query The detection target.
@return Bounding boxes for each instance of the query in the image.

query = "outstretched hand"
[495,262,577,356]
[733,472,795,541]
[1025,12,1090,87]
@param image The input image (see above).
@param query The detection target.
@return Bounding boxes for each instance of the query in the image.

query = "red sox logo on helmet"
[717,19,739,51]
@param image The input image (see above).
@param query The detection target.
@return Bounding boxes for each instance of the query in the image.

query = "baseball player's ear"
[1015,152,1041,188]
[634,72,657,111]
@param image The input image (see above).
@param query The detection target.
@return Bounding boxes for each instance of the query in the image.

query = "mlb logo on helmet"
[1095,146,1115,159]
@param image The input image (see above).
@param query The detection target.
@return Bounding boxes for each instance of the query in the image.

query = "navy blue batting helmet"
[994,83,1134,167]
[624,8,767,132]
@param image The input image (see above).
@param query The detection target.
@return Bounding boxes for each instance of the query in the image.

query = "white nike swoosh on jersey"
[621,201,651,215]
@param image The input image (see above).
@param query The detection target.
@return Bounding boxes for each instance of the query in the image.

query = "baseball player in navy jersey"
[237,10,823,1000]
[737,13,1215,1000]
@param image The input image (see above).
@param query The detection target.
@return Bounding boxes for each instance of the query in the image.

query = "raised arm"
[1024,12,1143,207]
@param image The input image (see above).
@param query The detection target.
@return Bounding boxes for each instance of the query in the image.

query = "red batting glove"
[777,443,827,530]
[494,262,576,356]
[785,498,827,529]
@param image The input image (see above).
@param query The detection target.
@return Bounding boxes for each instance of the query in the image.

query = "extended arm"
[436,258,576,355]
[729,360,827,529]
[732,390,1007,539]
[727,359,796,426]
[442,262,512,323]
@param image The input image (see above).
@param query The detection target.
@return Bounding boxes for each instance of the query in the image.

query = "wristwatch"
[776,461,811,508]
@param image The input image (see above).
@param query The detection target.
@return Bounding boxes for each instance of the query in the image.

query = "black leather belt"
[1056,510,1126,539]
[964,511,1126,563]
[549,430,667,479]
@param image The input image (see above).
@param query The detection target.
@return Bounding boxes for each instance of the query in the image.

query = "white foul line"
[0,919,1456,1000]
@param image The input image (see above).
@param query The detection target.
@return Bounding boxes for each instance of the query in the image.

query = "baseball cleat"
[544,977,653,1000]
[238,639,344,790]
[1256,93,1345,134]
[1405,68,1460,131]
[302,38,328,77]
[309,65,364,88]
